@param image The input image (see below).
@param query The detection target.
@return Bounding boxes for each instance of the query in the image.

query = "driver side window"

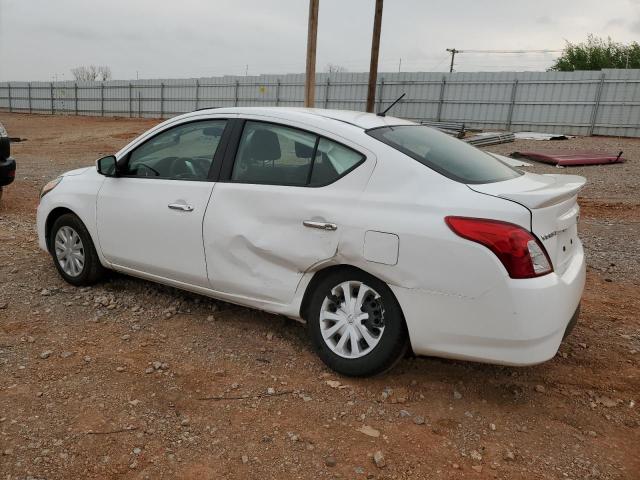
[124,120,227,180]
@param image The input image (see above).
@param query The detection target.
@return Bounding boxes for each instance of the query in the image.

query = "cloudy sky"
[1,0,639,81]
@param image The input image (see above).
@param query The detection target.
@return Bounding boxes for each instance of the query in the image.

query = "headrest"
[245,129,281,161]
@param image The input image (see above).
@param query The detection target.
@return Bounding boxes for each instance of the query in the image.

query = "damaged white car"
[37,107,586,376]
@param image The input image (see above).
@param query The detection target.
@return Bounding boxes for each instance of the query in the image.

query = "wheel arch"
[299,264,406,327]
[45,207,78,251]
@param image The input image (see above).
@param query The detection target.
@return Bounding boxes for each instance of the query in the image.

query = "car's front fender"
[36,167,108,266]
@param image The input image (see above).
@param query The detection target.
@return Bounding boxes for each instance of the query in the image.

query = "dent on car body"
[203,183,342,305]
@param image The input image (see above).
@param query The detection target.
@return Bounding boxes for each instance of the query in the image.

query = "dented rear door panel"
[202,159,376,306]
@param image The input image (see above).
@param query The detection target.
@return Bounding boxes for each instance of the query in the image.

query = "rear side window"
[231,121,364,186]
[367,125,521,184]
[232,122,315,186]
[310,138,364,186]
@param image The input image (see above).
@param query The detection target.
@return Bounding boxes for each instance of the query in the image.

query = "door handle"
[168,203,194,212]
[303,220,337,231]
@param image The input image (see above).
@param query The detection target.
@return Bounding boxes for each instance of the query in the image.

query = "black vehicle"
[0,136,16,201]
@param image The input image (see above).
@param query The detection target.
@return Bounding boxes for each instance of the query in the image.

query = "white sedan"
[37,107,586,376]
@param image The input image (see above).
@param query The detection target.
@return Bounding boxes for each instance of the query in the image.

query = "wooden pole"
[304,0,319,107]
[366,0,383,113]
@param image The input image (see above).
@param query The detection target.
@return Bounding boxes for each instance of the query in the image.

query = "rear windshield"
[367,125,522,184]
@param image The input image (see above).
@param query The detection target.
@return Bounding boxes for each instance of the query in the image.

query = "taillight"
[445,216,553,279]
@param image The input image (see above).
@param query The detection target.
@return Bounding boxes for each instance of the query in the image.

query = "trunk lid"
[469,172,586,275]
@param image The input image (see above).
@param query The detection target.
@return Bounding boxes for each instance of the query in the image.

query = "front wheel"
[307,269,408,377]
[49,213,106,286]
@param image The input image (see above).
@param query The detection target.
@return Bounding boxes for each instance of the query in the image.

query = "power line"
[458,49,563,54]
[446,48,563,72]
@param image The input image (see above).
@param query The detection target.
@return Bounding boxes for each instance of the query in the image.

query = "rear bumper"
[392,242,586,366]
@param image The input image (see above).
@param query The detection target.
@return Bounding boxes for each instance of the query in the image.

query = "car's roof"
[192,107,416,130]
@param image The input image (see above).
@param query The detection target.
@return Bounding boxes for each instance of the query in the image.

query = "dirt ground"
[0,113,638,480]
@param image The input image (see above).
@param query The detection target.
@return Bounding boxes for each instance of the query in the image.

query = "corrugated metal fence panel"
[512,71,598,135]
[1,69,640,136]
[595,69,640,137]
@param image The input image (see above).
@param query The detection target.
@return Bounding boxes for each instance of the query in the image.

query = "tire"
[49,213,106,286]
[307,268,408,377]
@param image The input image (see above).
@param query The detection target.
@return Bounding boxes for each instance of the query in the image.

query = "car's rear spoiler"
[470,173,586,209]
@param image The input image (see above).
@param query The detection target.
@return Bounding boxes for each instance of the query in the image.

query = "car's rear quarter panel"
[330,138,584,364]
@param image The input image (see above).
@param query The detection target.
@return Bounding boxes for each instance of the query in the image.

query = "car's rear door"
[96,118,230,287]
[202,117,372,305]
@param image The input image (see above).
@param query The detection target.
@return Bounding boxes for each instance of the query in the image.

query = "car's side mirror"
[96,155,118,177]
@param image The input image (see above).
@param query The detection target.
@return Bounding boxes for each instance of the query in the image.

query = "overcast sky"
[1,0,639,81]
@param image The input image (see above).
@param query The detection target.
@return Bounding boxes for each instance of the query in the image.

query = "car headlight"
[40,176,63,198]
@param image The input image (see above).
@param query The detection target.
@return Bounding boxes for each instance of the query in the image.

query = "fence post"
[138,91,141,117]
[436,75,446,122]
[195,79,200,110]
[506,79,519,130]
[100,83,104,116]
[7,83,11,112]
[234,80,239,107]
[74,83,78,115]
[324,77,330,108]
[377,78,384,112]
[160,83,164,118]
[275,79,280,106]
[27,83,32,113]
[588,72,606,136]
[50,82,54,114]
[128,83,132,117]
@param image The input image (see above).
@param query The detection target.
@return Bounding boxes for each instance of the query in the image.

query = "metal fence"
[1,69,639,137]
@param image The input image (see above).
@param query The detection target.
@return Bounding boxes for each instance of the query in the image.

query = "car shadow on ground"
[100,270,560,403]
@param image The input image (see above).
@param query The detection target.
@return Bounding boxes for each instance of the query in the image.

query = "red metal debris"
[510,151,625,166]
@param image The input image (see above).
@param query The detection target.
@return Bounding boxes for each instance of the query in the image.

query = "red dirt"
[0,113,638,480]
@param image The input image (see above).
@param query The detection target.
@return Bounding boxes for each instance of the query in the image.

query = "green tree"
[550,35,640,71]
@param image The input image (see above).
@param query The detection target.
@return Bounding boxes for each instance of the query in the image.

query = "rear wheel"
[307,269,408,377]
[49,213,105,286]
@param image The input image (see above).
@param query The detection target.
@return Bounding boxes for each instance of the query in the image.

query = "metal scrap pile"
[465,132,515,147]
[419,120,466,138]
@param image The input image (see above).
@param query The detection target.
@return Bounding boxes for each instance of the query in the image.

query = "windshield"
[367,125,522,184]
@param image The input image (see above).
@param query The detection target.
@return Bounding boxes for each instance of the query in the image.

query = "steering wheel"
[136,163,161,176]
[169,157,200,179]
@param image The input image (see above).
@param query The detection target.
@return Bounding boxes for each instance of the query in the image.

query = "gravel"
[0,114,638,480]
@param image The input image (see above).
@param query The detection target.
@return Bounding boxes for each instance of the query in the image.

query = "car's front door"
[97,119,229,287]
[203,119,369,305]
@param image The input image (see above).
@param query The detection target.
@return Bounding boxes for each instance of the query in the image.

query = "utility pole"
[446,48,459,73]
[398,58,402,73]
[304,0,319,107]
[366,0,384,113]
